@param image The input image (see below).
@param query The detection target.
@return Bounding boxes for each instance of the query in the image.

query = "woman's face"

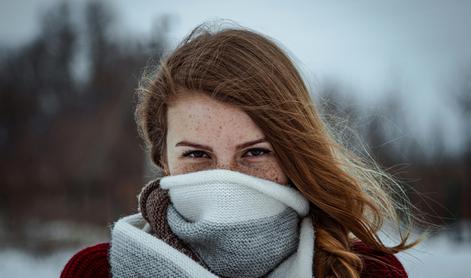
[163,90,289,185]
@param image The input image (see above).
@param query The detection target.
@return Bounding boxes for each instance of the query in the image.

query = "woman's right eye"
[182,150,210,159]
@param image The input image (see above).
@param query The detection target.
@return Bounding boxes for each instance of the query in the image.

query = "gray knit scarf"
[109,169,316,277]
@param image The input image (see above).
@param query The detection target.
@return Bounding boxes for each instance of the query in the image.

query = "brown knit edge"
[136,177,211,270]
[137,178,162,223]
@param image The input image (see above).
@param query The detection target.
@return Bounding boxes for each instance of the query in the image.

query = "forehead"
[166,92,265,144]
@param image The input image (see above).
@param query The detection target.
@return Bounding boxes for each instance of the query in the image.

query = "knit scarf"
[109,169,316,277]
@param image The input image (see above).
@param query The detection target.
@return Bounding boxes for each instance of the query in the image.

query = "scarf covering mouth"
[110,169,316,278]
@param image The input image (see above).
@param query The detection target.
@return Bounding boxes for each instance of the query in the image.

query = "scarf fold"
[110,169,316,278]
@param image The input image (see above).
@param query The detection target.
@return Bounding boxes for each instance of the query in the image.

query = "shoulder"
[60,242,111,278]
[351,240,407,278]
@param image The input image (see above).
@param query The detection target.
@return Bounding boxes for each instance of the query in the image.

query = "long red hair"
[134,21,426,277]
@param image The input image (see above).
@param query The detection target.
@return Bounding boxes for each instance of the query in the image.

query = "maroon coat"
[60,240,407,277]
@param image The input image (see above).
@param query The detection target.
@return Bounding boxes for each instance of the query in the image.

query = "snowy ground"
[0,229,470,277]
[0,247,77,278]
[396,233,471,277]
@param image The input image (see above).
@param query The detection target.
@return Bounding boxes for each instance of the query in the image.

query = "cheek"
[168,158,288,185]
[169,163,210,176]
[240,161,288,185]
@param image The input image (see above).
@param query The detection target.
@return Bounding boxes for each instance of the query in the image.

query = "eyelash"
[181,148,271,159]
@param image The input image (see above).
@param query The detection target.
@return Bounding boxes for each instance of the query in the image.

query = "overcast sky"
[1,0,470,153]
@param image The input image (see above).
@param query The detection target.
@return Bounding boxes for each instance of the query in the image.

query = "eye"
[243,148,271,158]
[181,150,210,159]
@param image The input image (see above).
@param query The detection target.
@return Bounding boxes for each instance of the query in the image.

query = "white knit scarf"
[110,169,316,277]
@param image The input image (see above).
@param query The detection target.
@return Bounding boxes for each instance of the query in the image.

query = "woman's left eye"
[244,148,271,157]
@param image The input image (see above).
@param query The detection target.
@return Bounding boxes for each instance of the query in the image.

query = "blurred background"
[0,0,470,277]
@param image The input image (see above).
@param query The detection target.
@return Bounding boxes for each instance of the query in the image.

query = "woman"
[61,22,425,278]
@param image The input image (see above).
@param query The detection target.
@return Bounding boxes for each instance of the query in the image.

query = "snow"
[0,230,470,277]
[397,233,471,277]
[0,248,76,278]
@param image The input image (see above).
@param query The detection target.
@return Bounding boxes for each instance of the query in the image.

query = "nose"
[216,163,237,172]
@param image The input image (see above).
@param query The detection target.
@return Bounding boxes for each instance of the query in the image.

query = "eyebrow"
[175,137,268,152]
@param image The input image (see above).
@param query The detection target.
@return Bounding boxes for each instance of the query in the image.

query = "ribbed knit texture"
[60,241,407,278]
[139,178,203,263]
[60,242,111,278]
[109,169,315,278]
[60,169,408,278]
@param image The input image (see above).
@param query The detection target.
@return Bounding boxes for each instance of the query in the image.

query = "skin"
[161,90,289,185]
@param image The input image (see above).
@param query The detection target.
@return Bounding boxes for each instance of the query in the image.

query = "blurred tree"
[0,1,170,251]
[452,66,471,222]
